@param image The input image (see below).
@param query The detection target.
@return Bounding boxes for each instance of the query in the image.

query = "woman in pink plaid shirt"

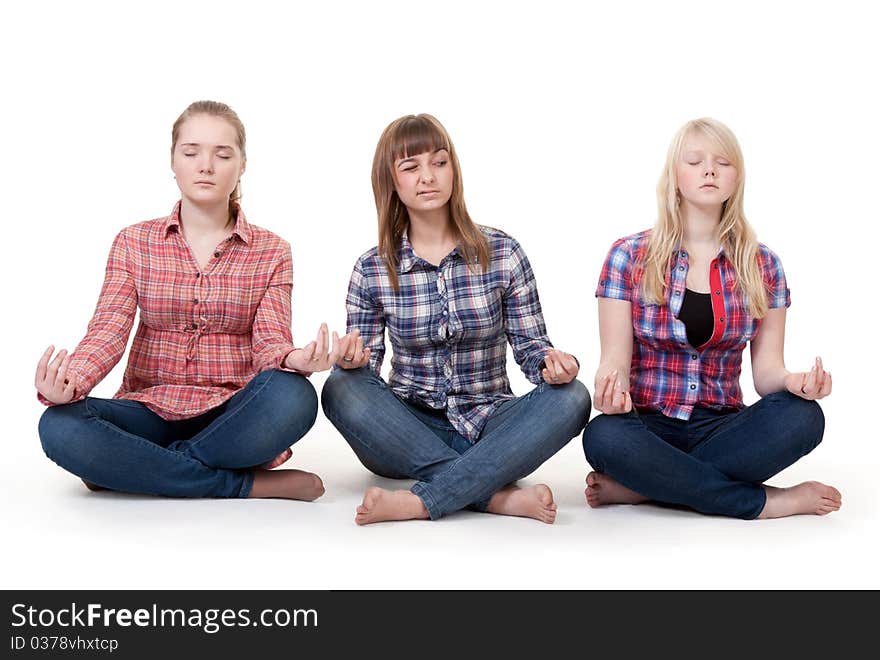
[582,118,841,520]
[35,101,348,501]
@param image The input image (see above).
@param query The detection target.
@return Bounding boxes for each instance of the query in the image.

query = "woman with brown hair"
[322,114,590,525]
[36,101,345,501]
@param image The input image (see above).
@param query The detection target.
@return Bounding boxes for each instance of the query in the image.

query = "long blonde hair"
[641,118,768,318]
[171,100,246,213]
[371,114,490,290]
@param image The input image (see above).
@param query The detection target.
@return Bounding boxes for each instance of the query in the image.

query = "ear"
[240,158,247,177]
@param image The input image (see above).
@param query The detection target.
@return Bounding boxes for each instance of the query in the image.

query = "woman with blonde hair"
[582,118,840,519]
[36,100,346,501]
[322,114,590,525]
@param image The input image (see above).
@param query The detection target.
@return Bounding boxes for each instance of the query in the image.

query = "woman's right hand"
[335,329,372,369]
[35,345,78,404]
[593,367,632,414]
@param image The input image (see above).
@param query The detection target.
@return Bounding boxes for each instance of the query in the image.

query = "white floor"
[6,401,877,591]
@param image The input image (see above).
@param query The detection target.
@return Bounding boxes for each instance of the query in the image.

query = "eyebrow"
[396,149,447,166]
[180,143,235,150]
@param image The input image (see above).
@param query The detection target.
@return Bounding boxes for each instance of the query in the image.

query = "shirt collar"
[398,227,462,273]
[164,200,252,245]
[674,243,727,260]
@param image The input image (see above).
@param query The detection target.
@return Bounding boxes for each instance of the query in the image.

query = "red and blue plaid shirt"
[597,230,790,420]
[40,202,300,419]
[345,227,553,440]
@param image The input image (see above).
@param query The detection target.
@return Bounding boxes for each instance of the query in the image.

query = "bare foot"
[585,471,649,508]
[758,481,842,519]
[355,487,429,525]
[82,479,106,492]
[487,484,558,524]
[260,448,292,470]
[249,469,325,501]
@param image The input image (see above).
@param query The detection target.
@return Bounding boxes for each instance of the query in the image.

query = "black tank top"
[678,289,713,347]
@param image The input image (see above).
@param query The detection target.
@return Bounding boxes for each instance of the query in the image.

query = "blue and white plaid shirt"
[345,227,553,440]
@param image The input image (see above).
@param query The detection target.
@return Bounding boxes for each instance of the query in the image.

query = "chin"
[185,190,229,204]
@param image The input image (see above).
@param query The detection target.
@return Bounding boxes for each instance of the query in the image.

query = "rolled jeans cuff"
[410,482,442,520]
[238,471,255,498]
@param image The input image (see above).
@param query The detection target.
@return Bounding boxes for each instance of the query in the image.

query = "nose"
[704,163,716,178]
[198,156,214,174]
[419,166,435,184]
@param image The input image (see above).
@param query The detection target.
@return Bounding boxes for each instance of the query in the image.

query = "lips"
[700,184,718,189]
[195,181,215,186]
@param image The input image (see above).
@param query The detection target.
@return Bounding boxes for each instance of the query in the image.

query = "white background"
[2,0,877,589]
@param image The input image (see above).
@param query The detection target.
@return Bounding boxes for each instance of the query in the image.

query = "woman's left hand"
[785,356,832,400]
[284,323,348,373]
[542,349,579,385]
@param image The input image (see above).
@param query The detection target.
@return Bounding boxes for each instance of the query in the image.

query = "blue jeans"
[321,367,591,520]
[582,391,825,519]
[38,369,318,498]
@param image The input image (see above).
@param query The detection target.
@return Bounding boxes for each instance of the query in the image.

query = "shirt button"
[715,290,720,295]
[691,354,698,360]
[689,383,696,390]
[679,266,685,271]
[195,273,200,278]
[442,310,448,316]
[193,298,199,304]
[713,263,719,269]
[674,291,681,296]
[190,322,197,330]
[719,317,725,323]
[680,251,686,257]
[213,251,221,258]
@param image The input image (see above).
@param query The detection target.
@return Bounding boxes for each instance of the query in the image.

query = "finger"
[300,341,316,364]
[545,352,560,380]
[542,367,553,383]
[55,354,71,389]
[614,380,626,410]
[354,335,365,363]
[563,355,579,375]
[344,329,358,360]
[334,332,351,361]
[593,373,608,408]
[36,345,54,385]
[316,323,329,359]
[327,331,342,366]
[814,357,827,393]
[602,371,617,405]
[359,347,372,367]
[803,364,818,397]
[46,349,67,381]
[623,391,633,413]
[62,372,77,400]
[819,371,832,398]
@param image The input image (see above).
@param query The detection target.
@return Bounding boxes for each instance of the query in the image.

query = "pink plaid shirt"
[40,202,300,419]
[597,230,790,420]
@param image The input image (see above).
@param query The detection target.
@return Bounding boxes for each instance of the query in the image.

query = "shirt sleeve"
[503,239,552,385]
[759,245,791,309]
[39,230,138,406]
[345,257,386,377]
[596,237,635,301]
[251,244,304,374]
